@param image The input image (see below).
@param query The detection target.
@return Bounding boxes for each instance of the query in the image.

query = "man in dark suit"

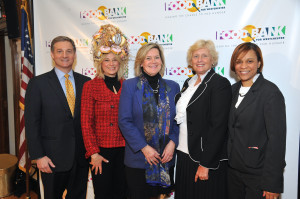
[25,36,91,199]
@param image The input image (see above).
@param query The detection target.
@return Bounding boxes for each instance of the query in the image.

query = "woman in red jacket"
[81,24,129,199]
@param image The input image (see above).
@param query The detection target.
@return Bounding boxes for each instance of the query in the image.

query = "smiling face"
[51,41,76,73]
[191,48,213,75]
[234,49,261,87]
[141,48,162,76]
[101,52,120,77]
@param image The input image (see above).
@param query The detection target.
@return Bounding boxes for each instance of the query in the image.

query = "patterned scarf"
[140,74,171,187]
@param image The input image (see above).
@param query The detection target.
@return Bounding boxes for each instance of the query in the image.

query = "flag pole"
[26,143,31,199]
[22,0,31,195]
[21,0,32,198]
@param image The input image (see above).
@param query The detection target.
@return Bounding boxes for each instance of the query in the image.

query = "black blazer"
[25,69,90,172]
[175,69,232,169]
[228,74,286,193]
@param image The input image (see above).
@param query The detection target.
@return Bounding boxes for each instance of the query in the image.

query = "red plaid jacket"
[81,78,125,158]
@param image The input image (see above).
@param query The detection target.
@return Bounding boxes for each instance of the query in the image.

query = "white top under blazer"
[175,70,210,154]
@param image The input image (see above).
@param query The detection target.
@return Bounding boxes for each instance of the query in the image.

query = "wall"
[32,0,300,198]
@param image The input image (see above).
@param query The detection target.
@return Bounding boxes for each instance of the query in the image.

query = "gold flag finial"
[21,0,27,7]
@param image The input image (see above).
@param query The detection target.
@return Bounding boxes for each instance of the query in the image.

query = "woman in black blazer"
[175,40,232,199]
[227,42,286,199]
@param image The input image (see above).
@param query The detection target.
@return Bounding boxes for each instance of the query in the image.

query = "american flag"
[19,2,34,172]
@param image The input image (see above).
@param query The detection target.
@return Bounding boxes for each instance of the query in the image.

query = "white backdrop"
[33,0,300,198]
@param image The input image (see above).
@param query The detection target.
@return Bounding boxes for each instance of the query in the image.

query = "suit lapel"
[135,78,143,110]
[175,77,190,104]
[231,83,240,109]
[229,82,240,125]
[47,69,73,118]
[234,74,264,120]
[73,72,82,119]
[187,69,215,107]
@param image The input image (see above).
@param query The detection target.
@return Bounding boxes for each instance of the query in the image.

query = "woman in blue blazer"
[227,42,286,199]
[118,43,180,199]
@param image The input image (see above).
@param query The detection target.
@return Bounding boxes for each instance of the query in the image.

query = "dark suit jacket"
[228,74,286,193]
[175,69,232,169]
[25,69,90,172]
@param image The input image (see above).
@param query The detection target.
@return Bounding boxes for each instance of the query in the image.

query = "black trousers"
[41,162,89,199]
[91,147,126,199]
[228,166,264,199]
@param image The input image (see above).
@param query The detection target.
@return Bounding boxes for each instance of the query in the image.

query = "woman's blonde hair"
[134,43,166,77]
[187,40,219,67]
[94,53,126,80]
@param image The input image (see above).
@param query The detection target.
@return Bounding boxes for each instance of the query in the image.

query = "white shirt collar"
[55,67,74,80]
[188,69,211,86]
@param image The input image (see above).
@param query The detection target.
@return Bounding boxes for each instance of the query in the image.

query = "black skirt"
[125,166,174,199]
[175,150,228,199]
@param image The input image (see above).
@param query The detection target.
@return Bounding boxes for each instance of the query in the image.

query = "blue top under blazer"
[118,76,180,169]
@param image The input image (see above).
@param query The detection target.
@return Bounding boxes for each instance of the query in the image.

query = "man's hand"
[36,156,55,173]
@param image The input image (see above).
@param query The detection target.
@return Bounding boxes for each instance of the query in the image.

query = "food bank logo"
[82,66,97,78]
[45,38,90,48]
[129,32,173,46]
[165,66,193,76]
[82,65,128,79]
[80,6,127,20]
[165,0,226,12]
[166,66,225,76]
[216,25,286,42]
[214,66,224,76]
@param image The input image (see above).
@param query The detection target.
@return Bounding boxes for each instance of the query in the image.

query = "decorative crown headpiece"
[92,24,129,61]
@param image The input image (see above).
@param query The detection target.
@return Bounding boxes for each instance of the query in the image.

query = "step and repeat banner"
[33,0,300,198]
